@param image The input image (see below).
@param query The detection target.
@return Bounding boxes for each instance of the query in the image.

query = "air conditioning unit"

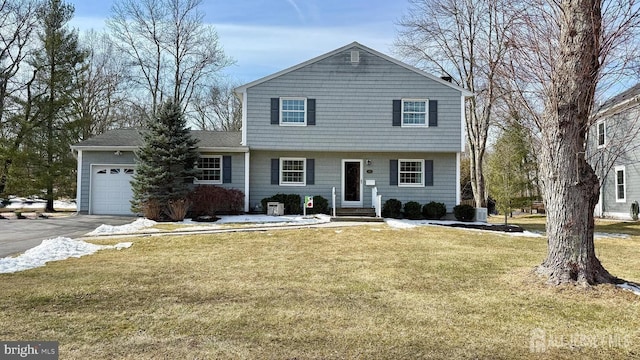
[267,202,284,216]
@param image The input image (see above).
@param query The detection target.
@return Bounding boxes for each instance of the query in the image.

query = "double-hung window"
[399,159,424,186]
[597,121,606,148]
[195,155,222,184]
[280,158,306,186]
[615,165,626,202]
[402,99,428,127]
[280,98,306,125]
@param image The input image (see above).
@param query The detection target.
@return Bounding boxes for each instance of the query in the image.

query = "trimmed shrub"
[382,198,402,219]
[307,195,330,215]
[261,194,302,215]
[453,204,475,222]
[166,198,190,221]
[142,199,163,221]
[189,185,244,217]
[404,201,423,220]
[422,201,447,220]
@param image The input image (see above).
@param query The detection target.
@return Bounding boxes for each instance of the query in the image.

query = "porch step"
[335,207,377,217]
[331,216,385,223]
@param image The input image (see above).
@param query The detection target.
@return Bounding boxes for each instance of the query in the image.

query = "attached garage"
[90,165,135,215]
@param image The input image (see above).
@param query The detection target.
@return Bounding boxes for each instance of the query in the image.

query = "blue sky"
[68,0,410,85]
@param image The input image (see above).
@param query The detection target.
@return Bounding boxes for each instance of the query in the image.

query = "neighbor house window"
[597,121,606,148]
[280,98,306,125]
[195,155,222,184]
[402,99,428,126]
[399,160,424,186]
[615,165,626,202]
[280,158,306,186]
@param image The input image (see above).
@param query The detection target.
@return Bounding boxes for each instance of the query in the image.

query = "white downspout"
[244,151,250,213]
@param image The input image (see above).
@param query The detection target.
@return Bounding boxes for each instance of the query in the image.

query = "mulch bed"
[441,223,525,232]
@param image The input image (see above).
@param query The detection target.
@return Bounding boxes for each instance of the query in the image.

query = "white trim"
[461,95,466,152]
[244,152,250,212]
[70,146,138,152]
[401,99,429,128]
[241,91,248,146]
[398,159,425,187]
[235,42,474,97]
[75,150,83,213]
[341,159,363,207]
[456,152,461,205]
[279,97,307,126]
[602,211,633,220]
[615,165,626,203]
[279,157,306,186]
[194,155,223,185]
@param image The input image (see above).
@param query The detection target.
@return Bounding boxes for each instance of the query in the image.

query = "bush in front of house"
[261,194,302,215]
[403,201,423,220]
[382,198,402,219]
[453,204,475,222]
[422,201,447,220]
[306,195,330,215]
[189,185,244,217]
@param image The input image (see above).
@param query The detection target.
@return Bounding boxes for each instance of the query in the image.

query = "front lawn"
[0,221,639,359]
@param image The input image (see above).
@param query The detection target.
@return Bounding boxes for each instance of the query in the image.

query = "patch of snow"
[617,282,640,296]
[0,237,132,274]
[594,232,630,239]
[3,197,76,211]
[87,218,158,235]
[384,218,544,237]
[54,199,76,210]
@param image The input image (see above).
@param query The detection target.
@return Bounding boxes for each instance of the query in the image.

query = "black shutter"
[307,99,316,126]
[223,156,232,183]
[390,159,398,185]
[271,159,279,184]
[270,98,279,124]
[392,100,401,126]
[429,100,438,127]
[425,160,434,186]
[306,159,315,185]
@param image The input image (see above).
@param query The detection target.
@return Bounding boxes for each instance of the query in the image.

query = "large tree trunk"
[535,0,616,285]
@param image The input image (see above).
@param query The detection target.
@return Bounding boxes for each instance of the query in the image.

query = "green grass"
[1,221,639,359]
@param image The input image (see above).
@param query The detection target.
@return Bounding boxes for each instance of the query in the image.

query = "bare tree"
[396,0,515,208]
[505,0,640,285]
[107,0,232,118]
[192,81,242,131]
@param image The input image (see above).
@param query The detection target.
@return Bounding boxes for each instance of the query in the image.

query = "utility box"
[267,202,284,216]
[474,207,488,223]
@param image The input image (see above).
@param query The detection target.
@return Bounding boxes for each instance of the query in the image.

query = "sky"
[67,0,410,85]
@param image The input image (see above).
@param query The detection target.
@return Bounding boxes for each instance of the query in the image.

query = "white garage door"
[91,165,135,215]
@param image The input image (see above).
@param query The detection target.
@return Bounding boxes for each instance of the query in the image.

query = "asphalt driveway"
[0,214,137,257]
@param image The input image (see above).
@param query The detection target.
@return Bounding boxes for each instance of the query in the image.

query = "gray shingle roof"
[72,129,243,149]
[598,83,640,112]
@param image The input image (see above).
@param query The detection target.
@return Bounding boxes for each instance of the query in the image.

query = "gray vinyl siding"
[79,151,246,213]
[79,151,137,212]
[245,46,463,152]
[588,104,640,218]
[249,150,458,213]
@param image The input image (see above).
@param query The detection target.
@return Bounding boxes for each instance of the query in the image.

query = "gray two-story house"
[72,42,472,216]
[589,83,640,219]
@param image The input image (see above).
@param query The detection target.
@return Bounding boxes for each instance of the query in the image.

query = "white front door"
[341,159,363,207]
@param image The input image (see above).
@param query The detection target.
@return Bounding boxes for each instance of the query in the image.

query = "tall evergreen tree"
[28,0,87,210]
[131,100,198,217]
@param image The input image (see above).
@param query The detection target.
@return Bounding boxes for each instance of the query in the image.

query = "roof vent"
[350,50,360,64]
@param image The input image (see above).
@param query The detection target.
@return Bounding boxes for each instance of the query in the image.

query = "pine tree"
[131,100,198,218]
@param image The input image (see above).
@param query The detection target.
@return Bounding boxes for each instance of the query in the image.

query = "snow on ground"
[617,282,640,295]
[385,218,544,237]
[3,197,76,211]
[0,237,132,274]
[87,218,159,235]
